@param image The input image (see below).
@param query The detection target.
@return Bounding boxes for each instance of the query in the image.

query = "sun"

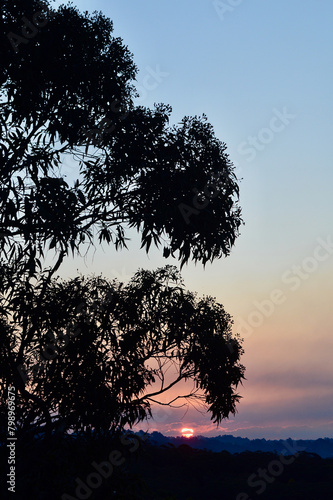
[181,427,194,438]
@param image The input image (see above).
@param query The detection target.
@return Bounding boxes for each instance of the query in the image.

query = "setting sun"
[181,428,194,438]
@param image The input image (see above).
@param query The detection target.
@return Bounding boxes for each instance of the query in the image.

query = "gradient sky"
[51,0,333,439]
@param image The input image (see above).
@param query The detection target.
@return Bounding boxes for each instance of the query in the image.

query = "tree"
[0,0,242,277]
[0,1,244,442]
[1,266,244,437]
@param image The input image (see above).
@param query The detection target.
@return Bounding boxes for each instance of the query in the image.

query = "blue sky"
[52,0,333,439]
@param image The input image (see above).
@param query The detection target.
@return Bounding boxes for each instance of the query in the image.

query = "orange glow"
[181,427,194,438]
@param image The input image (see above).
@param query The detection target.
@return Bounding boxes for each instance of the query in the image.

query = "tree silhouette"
[0,0,245,451]
[1,0,242,278]
[1,266,244,437]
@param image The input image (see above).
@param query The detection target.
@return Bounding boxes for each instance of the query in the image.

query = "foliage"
[0,0,242,277]
[0,7,246,490]
[0,266,245,437]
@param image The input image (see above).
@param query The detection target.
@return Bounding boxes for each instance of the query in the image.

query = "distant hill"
[135,431,333,458]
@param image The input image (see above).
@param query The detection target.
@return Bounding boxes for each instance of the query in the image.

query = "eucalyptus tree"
[0,0,243,438]
[2,266,244,436]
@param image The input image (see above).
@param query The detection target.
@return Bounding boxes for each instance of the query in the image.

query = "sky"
[51,0,333,440]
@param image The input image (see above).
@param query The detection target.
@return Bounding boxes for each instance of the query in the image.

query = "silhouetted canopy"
[1,0,242,276]
[0,266,245,436]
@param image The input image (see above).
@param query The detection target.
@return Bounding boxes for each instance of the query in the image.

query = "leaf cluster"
[0,265,245,436]
[0,1,242,274]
